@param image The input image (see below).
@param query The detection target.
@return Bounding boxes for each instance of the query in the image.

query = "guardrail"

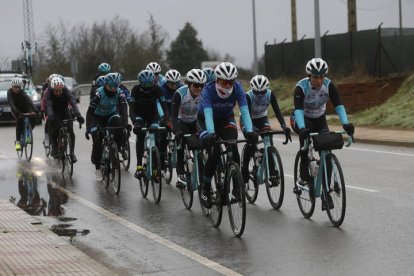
[78,80,137,96]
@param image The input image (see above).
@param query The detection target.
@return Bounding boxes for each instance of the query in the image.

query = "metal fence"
[265,27,414,79]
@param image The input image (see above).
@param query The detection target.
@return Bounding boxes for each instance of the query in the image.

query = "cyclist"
[202,67,216,83]
[90,62,111,101]
[240,75,292,183]
[291,58,354,191]
[85,73,128,181]
[172,69,206,189]
[7,77,38,150]
[89,75,106,102]
[198,62,258,208]
[45,77,84,161]
[160,69,183,117]
[129,69,169,178]
[146,62,166,86]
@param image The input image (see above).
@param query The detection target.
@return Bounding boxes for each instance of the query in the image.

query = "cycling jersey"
[7,88,37,115]
[160,81,183,118]
[172,86,200,125]
[293,77,348,129]
[129,84,167,123]
[198,81,252,134]
[45,87,80,118]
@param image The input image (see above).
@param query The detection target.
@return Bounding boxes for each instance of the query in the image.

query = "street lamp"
[252,0,259,74]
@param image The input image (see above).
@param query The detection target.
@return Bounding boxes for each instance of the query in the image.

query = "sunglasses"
[167,81,179,86]
[218,79,235,86]
[142,82,153,88]
[192,83,204,89]
[54,88,63,92]
[106,84,118,90]
[12,85,21,89]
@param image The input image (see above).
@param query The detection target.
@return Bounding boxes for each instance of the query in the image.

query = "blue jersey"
[160,82,183,104]
[198,81,252,133]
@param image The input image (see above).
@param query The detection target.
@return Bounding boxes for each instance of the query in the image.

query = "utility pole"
[252,0,259,74]
[314,0,321,58]
[291,0,297,42]
[399,0,402,33]
[348,0,357,32]
[22,0,36,77]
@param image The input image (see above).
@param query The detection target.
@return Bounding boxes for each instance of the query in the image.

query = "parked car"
[63,76,81,103]
[0,72,41,124]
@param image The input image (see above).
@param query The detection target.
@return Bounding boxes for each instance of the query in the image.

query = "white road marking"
[284,174,379,193]
[61,189,242,276]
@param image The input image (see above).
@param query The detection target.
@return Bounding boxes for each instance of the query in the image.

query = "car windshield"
[0,78,36,96]
[0,80,10,91]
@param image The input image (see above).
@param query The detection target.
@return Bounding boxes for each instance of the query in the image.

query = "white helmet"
[250,75,269,92]
[165,69,181,82]
[11,77,23,87]
[146,62,161,74]
[50,77,65,89]
[305,58,328,76]
[214,62,238,80]
[186,69,206,84]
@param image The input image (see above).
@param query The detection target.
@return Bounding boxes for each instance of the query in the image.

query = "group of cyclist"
[9,57,354,210]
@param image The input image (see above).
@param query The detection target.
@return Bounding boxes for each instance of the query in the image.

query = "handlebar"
[62,118,82,129]
[258,130,289,145]
[301,130,353,151]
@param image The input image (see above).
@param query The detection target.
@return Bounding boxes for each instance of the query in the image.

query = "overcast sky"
[1,0,414,69]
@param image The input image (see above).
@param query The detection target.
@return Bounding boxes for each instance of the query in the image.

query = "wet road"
[1,95,414,275]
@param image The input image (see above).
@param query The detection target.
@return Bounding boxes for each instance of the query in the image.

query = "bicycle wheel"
[197,151,209,216]
[242,144,258,204]
[24,126,33,162]
[294,151,315,218]
[121,138,131,171]
[180,171,194,210]
[323,153,346,227]
[208,170,223,228]
[101,145,110,187]
[227,163,246,237]
[164,147,173,185]
[139,158,149,198]
[264,147,284,210]
[151,146,163,204]
[108,142,121,194]
[44,138,50,157]
[62,133,73,178]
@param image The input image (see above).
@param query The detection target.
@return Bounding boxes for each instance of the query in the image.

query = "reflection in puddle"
[12,166,90,242]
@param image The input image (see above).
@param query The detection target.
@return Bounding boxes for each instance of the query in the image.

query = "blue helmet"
[203,68,216,83]
[138,70,155,87]
[96,76,106,87]
[98,63,111,74]
[105,73,121,87]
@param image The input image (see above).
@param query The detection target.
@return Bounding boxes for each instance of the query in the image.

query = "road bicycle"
[164,131,177,185]
[176,134,207,211]
[293,131,353,227]
[98,126,124,194]
[242,130,289,209]
[201,138,247,237]
[56,119,82,178]
[138,127,165,204]
[16,113,36,162]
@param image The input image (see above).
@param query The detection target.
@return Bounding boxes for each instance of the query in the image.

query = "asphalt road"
[0,95,413,275]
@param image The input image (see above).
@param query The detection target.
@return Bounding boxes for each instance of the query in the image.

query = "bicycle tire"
[324,153,346,227]
[208,170,223,228]
[24,126,33,162]
[121,138,131,171]
[108,141,121,194]
[151,146,163,204]
[227,163,246,237]
[139,168,149,198]
[197,151,209,216]
[264,147,284,210]
[164,150,173,185]
[294,151,315,218]
[44,139,50,157]
[242,144,259,204]
[180,172,194,210]
[63,132,73,178]
[102,144,110,187]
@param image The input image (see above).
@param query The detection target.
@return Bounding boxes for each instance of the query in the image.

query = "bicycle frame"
[142,127,165,178]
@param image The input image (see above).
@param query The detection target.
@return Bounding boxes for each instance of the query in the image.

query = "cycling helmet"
[203,68,216,83]
[250,75,269,94]
[96,76,106,87]
[105,72,121,87]
[98,63,111,74]
[11,77,23,88]
[165,69,181,83]
[305,58,328,76]
[138,70,155,87]
[146,62,161,74]
[50,77,65,89]
[214,62,238,80]
[186,69,206,84]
